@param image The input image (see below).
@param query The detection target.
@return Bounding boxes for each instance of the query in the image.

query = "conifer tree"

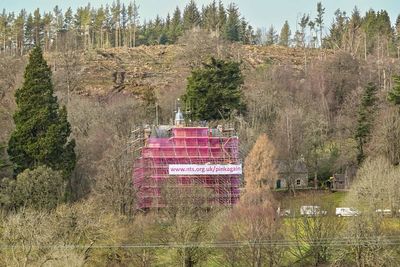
[297,14,309,47]
[33,8,42,45]
[224,3,240,42]
[169,7,182,42]
[355,82,378,165]
[279,20,291,47]
[183,0,200,30]
[315,2,325,47]
[182,57,245,121]
[217,0,226,31]
[244,134,277,191]
[265,25,278,45]
[24,13,34,48]
[7,46,76,177]
[0,143,8,174]
[202,0,218,31]
[63,7,73,31]
[389,75,400,106]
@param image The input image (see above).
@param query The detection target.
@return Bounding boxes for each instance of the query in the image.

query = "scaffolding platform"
[133,125,241,209]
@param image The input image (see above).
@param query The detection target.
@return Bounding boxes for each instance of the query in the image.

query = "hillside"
[47,42,334,98]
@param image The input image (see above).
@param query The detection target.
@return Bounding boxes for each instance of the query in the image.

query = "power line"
[3,237,400,250]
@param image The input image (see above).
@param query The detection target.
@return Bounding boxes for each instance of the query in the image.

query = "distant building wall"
[274,160,309,189]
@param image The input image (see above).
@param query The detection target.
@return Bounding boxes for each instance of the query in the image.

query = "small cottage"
[274,160,309,189]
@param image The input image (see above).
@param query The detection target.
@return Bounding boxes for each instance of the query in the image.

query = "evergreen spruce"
[183,0,201,30]
[217,0,227,30]
[169,7,182,43]
[315,2,325,47]
[182,57,245,121]
[266,25,278,45]
[388,75,400,106]
[355,82,378,165]
[279,20,291,47]
[224,3,240,42]
[7,46,76,177]
[0,143,8,174]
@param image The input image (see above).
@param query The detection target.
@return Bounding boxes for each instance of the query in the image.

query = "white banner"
[168,164,242,175]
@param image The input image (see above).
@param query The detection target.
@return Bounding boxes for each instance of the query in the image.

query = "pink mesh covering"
[133,127,241,209]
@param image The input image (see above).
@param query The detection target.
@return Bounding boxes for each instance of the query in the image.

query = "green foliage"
[361,9,392,54]
[159,32,168,45]
[169,7,183,42]
[182,0,200,30]
[279,20,291,46]
[266,25,278,45]
[355,82,378,164]
[182,57,245,121]
[315,2,325,45]
[388,75,400,106]
[324,9,347,49]
[0,177,16,210]
[7,46,76,177]
[0,143,12,179]
[0,143,8,172]
[1,166,65,211]
[224,3,240,42]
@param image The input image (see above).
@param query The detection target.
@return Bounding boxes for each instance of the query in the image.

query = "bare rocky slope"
[47,41,334,100]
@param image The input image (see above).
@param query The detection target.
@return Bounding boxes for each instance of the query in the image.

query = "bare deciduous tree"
[219,191,283,267]
[159,181,216,267]
[332,157,400,266]
[288,193,343,266]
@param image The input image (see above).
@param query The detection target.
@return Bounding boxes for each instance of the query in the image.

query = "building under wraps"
[133,110,241,209]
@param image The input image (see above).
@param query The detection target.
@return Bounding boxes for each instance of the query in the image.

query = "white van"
[375,209,392,217]
[300,206,327,216]
[336,207,359,217]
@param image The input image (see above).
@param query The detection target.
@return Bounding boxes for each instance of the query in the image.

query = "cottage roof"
[275,160,308,174]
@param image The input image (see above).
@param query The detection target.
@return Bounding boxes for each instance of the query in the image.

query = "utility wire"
[3,237,400,250]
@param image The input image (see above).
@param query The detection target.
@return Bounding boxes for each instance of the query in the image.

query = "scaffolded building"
[133,111,241,209]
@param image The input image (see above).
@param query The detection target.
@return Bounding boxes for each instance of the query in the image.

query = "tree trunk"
[133,25,136,47]
[314,171,318,189]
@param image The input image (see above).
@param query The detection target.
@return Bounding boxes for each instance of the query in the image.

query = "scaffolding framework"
[133,126,241,209]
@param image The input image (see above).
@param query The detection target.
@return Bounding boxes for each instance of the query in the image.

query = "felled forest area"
[1,1,400,266]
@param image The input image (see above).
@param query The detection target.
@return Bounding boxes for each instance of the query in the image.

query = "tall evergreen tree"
[238,17,248,43]
[315,2,325,47]
[127,1,140,47]
[0,143,8,174]
[0,9,8,52]
[63,7,73,31]
[14,10,26,55]
[33,8,42,46]
[169,7,182,43]
[224,3,240,42]
[388,75,400,106]
[217,0,226,32]
[296,14,309,47]
[7,46,76,177]
[52,6,63,51]
[93,6,106,48]
[265,25,278,46]
[182,57,245,121]
[325,9,347,49]
[202,1,218,31]
[182,0,200,30]
[355,82,378,165]
[279,20,291,47]
[24,13,34,48]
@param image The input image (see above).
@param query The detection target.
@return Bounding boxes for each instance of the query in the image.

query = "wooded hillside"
[1,2,400,266]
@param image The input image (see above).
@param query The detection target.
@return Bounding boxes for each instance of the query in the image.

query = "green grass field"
[274,190,348,216]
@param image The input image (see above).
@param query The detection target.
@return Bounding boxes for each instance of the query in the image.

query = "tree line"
[1,1,400,58]
[0,0,256,55]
